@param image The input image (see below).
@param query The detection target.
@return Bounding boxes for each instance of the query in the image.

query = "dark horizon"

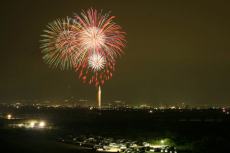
[1,0,230,105]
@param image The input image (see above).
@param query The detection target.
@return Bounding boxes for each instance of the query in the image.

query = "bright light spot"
[18,124,23,127]
[161,140,165,144]
[30,121,35,128]
[39,121,46,128]
[7,114,12,119]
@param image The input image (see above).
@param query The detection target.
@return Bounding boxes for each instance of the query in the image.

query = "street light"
[39,121,46,128]
[7,114,12,119]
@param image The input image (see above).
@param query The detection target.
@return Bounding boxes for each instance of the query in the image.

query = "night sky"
[1,0,230,105]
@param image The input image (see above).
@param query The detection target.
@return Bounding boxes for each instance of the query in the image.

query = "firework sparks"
[88,53,106,71]
[74,9,126,60]
[41,8,126,86]
[41,8,126,108]
[74,8,126,86]
[79,26,106,50]
[40,18,79,70]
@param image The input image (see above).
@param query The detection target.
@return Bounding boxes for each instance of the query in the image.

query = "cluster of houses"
[58,135,177,153]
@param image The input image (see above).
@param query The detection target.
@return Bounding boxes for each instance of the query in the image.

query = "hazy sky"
[1,0,230,105]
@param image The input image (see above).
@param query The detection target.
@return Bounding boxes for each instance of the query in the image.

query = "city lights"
[8,120,48,129]
[39,121,46,128]
[7,114,12,120]
[29,121,35,128]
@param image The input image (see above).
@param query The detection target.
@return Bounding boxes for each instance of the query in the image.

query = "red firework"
[73,8,126,86]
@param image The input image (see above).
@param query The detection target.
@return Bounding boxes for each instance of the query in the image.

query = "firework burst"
[73,8,126,86]
[88,53,106,71]
[41,8,126,86]
[41,18,79,70]
[74,9,126,60]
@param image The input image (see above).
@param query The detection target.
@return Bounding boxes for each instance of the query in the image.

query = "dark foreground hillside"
[1,108,230,153]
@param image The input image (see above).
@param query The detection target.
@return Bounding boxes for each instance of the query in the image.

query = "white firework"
[79,27,105,50]
[88,53,106,71]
